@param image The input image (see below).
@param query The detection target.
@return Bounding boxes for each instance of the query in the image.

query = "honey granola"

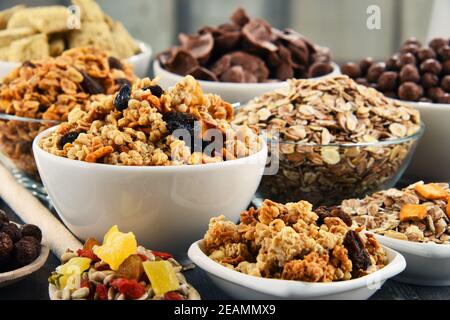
[39,76,262,166]
[234,75,422,205]
[0,47,135,176]
[343,181,450,244]
[203,199,387,282]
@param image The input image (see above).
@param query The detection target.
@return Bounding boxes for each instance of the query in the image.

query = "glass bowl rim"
[0,112,60,124]
[262,121,425,148]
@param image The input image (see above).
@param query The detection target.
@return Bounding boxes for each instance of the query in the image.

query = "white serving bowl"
[374,234,450,286]
[0,40,152,80]
[399,100,450,181]
[153,60,341,104]
[33,126,267,255]
[188,240,406,300]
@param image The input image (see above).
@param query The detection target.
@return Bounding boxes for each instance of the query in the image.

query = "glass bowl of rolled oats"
[343,181,450,286]
[33,76,266,254]
[188,199,406,299]
[234,75,424,206]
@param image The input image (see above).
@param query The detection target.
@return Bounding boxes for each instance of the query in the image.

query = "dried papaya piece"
[415,183,448,200]
[399,204,427,222]
[446,198,450,219]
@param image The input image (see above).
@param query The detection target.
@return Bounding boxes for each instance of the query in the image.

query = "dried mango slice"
[415,183,448,200]
[399,204,427,222]
[446,198,450,219]
[143,260,180,296]
[56,257,92,289]
[94,225,137,271]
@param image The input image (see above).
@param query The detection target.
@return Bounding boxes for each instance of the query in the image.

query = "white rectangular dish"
[188,239,406,300]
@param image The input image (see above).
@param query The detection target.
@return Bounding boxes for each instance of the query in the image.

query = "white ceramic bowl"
[374,234,450,286]
[0,40,152,80]
[153,60,341,104]
[399,100,450,182]
[188,240,406,300]
[33,126,267,255]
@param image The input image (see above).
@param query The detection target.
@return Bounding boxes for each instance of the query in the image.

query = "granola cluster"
[203,199,387,282]
[0,47,135,176]
[343,182,450,244]
[39,76,262,166]
[234,75,422,205]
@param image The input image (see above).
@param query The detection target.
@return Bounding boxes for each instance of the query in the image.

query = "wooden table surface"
[0,197,449,300]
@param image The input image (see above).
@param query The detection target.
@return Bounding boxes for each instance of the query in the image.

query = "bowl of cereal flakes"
[0,1,151,78]
[343,181,450,286]
[33,76,267,255]
[188,199,406,299]
[0,46,136,183]
[234,75,424,207]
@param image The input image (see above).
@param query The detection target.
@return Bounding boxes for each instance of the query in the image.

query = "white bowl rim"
[153,59,341,89]
[33,125,268,173]
[188,239,406,298]
[0,38,152,67]
[391,98,450,110]
[372,232,450,258]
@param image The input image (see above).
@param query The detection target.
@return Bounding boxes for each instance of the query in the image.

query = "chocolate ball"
[355,78,369,86]
[420,59,442,74]
[400,43,419,56]
[399,64,420,83]
[20,224,42,243]
[1,223,21,243]
[398,82,423,101]
[441,75,450,92]
[359,57,374,76]
[308,62,333,78]
[438,45,450,61]
[13,238,39,266]
[427,87,445,101]
[443,61,450,75]
[385,55,399,71]
[377,71,398,92]
[0,211,8,224]
[383,91,398,98]
[421,72,439,89]
[396,52,417,68]
[417,47,436,62]
[404,37,422,47]
[0,232,13,261]
[341,62,361,78]
[438,93,450,104]
[367,62,385,82]
[429,37,448,53]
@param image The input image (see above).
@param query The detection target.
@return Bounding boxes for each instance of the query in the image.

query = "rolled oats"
[343,181,450,244]
[234,75,422,205]
[39,76,261,166]
[0,47,135,176]
[203,199,387,282]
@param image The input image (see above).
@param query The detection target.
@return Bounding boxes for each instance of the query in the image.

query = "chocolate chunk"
[242,19,277,53]
[341,62,361,79]
[108,56,124,70]
[377,71,398,92]
[399,65,420,83]
[162,49,199,75]
[343,230,371,270]
[214,31,241,52]
[179,32,214,65]
[398,82,423,101]
[80,70,105,94]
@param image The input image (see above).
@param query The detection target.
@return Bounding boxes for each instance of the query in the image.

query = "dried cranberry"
[164,291,184,300]
[142,85,164,98]
[96,284,108,300]
[152,250,173,260]
[343,230,371,270]
[59,131,80,148]
[110,278,146,299]
[114,84,131,111]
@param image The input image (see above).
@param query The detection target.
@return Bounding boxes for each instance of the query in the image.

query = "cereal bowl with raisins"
[33,76,267,255]
[188,200,406,300]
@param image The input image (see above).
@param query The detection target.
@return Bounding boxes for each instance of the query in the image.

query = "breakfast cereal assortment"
[0,0,140,62]
[343,182,450,244]
[158,8,333,83]
[341,37,450,103]
[234,75,422,204]
[203,199,387,282]
[39,75,262,166]
[0,46,135,176]
[48,226,200,300]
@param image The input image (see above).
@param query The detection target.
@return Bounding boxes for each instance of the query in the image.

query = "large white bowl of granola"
[188,200,406,299]
[33,76,267,255]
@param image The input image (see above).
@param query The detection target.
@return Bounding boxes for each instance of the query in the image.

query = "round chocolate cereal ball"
[396,52,417,68]
[429,37,448,53]
[443,61,450,75]
[341,62,361,79]
[438,45,450,61]
[385,55,399,71]
[420,59,442,74]
[367,62,385,82]
[377,71,398,92]
[404,37,422,47]
[399,64,420,83]
[0,211,8,224]
[0,232,13,261]
[398,82,423,101]
[359,57,374,75]
[400,43,419,56]
[308,62,333,78]
[421,72,439,89]
[13,238,39,266]
[441,76,450,92]
[438,93,450,103]
[1,223,21,243]
[427,87,445,101]
[417,47,436,62]
[355,78,369,86]
[20,224,42,243]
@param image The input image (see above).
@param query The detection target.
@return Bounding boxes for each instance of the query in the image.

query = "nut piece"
[399,204,427,222]
[415,183,448,200]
